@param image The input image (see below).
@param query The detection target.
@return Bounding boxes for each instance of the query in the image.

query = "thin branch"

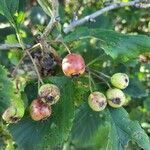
[90,71,111,89]
[60,41,71,54]
[63,0,150,33]
[11,43,41,77]
[89,68,111,79]
[11,53,26,77]
[26,50,44,84]
[41,0,59,39]
[135,3,150,8]
[0,44,30,50]
[88,72,93,92]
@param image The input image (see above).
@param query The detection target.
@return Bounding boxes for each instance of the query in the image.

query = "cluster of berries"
[29,53,85,121]
[30,84,60,121]
[2,53,129,122]
[88,73,129,111]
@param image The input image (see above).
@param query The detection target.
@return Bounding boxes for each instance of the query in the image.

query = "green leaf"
[0,65,24,117]
[9,77,75,149]
[71,103,107,148]
[107,107,150,150]
[0,123,14,150]
[124,78,148,98]
[37,0,53,17]
[0,65,12,114]
[0,0,19,26]
[64,27,150,61]
[5,34,22,65]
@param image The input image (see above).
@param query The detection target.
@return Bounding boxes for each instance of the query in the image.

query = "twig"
[0,44,30,50]
[89,68,111,79]
[63,0,150,33]
[12,53,26,77]
[41,0,59,39]
[86,67,111,88]
[88,72,93,92]
[90,71,111,88]
[135,3,150,8]
[25,50,44,84]
[86,54,105,66]
[39,0,61,67]
[60,41,71,54]
[11,43,41,77]
[15,29,44,84]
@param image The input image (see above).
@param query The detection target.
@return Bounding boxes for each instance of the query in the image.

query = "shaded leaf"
[124,78,148,98]
[0,65,12,114]
[107,107,150,150]
[64,27,150,61]
[0,0,19,26]
[37,0,52,17]
[9,77,75,149]
[71,103,107,147]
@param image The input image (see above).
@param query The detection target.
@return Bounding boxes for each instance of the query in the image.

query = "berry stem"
[89,68,111,79]
[60,41,71,54]
[86,54,105,66]
[89,71,111,88]
[88,72,93,92]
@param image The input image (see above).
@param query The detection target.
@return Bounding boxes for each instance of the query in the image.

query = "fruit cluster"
[61,53,129,111]
[61,53,130,111]
[2,52,130,123]
[88,73,129,111]
[29,84,60,121]
[29,53,85,121]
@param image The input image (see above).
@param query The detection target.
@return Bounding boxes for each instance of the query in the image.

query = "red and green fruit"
[29,99,52,121]
[62,53,85,77]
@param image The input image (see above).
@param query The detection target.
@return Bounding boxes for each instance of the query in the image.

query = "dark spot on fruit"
[112,97,121,104]
[47,95,54,102]
[10,117,20,123]
[125,78,128,83]
[99,101,105,107]
[71,73,80,78]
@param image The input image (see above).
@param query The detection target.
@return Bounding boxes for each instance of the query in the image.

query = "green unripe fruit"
[38,84,60,105]
[106,88,125,108]
[88,91,107,111]
[111,73,129,89]
[123,94,131,106]
[2,106,21,123]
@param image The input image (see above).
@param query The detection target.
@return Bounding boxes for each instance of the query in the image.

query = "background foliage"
[0,0,150,149]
